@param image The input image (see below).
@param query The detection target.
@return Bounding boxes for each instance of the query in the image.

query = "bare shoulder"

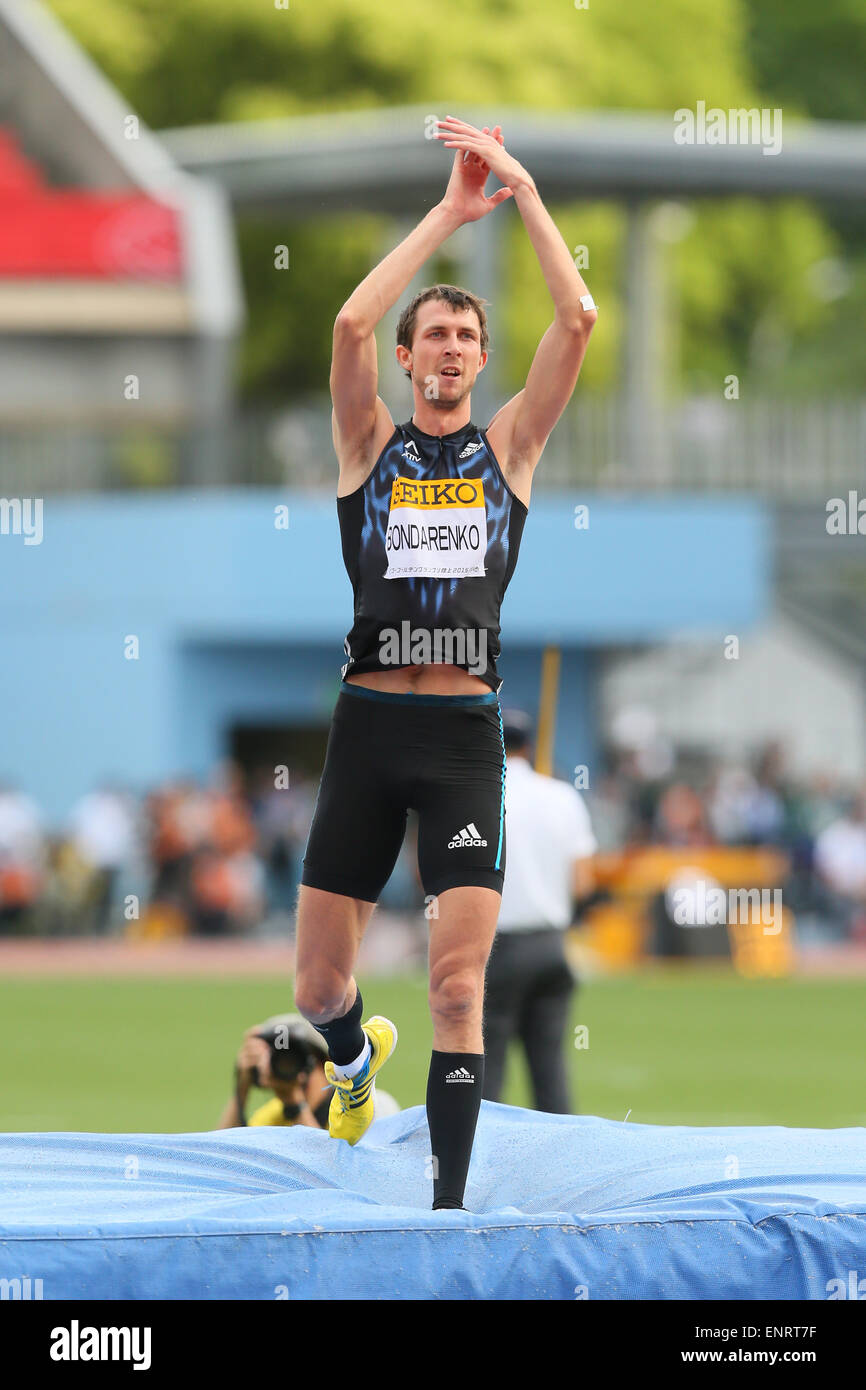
[486,394,534,510]
[334,397,397,498]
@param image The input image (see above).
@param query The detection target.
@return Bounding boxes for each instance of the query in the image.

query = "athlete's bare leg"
[294,882,500,1035]
[425,884,500,1207]
[428,885,501,1049]
[293,884,375,1024]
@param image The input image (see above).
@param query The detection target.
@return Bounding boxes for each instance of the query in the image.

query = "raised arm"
[436,118,598,481]
[331,126,514,470]
[330,205,459,467]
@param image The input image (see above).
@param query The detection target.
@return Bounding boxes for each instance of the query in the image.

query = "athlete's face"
[400,302,487,409]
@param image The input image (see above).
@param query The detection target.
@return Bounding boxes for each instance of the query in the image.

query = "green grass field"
[2,967,864,1133]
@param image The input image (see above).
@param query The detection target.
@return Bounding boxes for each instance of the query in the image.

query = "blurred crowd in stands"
[1,736,865,942]
[589,735,866,945]
[0,763,317,938]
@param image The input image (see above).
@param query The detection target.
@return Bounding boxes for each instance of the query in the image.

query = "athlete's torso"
[337,419,528,695]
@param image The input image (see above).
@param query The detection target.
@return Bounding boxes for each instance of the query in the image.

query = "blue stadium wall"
[0,491,769,823]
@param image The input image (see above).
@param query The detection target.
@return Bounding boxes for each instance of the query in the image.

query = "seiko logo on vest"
[458,441,482,459]
[384,475,487,580]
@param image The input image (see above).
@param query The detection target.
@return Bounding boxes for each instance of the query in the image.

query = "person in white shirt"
[482,710,597,1113]
[69,784,138,933]
[813,791,866,937]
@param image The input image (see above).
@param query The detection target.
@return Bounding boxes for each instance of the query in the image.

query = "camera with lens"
[249,1018,322,1087]
[235,1013,328,1125]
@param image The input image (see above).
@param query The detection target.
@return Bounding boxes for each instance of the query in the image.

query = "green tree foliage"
[45,0,864,400]
[47,0,756,123]
[742,0,866,386]
[746,0,866,124]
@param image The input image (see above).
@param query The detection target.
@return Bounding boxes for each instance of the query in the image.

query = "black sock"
[311,988,366,1066]
[426,1050,485,1210]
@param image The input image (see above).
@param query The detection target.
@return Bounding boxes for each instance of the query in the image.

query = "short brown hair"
[396,284,489,379]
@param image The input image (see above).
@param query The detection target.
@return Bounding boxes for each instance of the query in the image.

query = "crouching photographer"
[216,1012,399,1130]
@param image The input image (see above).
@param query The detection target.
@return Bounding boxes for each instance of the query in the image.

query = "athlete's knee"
[294,969,352,1025]
[429,965,483,1023]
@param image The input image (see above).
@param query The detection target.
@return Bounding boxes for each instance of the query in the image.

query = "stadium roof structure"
[158,105,866,215]
[0,0,241,443]
[160,102,866,444]
[0,0,242,338]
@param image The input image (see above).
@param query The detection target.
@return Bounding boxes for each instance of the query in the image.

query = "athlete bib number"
[383,475,487,579]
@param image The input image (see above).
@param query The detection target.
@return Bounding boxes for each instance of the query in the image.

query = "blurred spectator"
[209,761,257,857]
[584,771,631,853]
[68,784,138,932]
[187,844,264,935]
[145,765,264,935]
[0,782,44,930]
[741,743,786,845]
[706,749,785,846]
[250,766,315,917]
[813,791,866,941]
[654,782,712,846]
[707,764,759,843]
[148,780,199,907]
[803,772,843,840]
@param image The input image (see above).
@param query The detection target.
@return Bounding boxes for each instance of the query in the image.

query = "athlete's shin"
[426,1049,485,1209]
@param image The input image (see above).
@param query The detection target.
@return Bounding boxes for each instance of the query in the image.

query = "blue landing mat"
[1,1104,865,1300]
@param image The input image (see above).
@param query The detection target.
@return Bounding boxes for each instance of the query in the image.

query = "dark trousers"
[482,927,576,1114]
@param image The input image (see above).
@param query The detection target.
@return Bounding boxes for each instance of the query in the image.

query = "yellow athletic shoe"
[324,1015,398,1145]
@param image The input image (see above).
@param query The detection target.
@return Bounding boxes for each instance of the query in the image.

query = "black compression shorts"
[301,680,506,902]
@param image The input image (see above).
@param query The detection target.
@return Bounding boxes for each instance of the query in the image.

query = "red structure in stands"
[0,126,182,279]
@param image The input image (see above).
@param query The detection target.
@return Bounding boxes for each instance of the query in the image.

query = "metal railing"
[0,396,863,496]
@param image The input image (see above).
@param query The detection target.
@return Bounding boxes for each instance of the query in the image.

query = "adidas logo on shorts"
[448,822,488,849]
[445,1067,475,1083]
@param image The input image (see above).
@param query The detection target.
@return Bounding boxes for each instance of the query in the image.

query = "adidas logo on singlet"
[448,822,488,849]
[458,441,482,459]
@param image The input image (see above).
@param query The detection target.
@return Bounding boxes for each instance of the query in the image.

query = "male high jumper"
[294,116,597,1210]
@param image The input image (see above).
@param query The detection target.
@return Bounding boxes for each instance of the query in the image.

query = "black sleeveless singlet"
[337,418,528,694]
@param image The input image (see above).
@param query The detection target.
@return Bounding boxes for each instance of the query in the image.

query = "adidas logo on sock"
[445,1066,475,1083]
[448,821,487,849]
